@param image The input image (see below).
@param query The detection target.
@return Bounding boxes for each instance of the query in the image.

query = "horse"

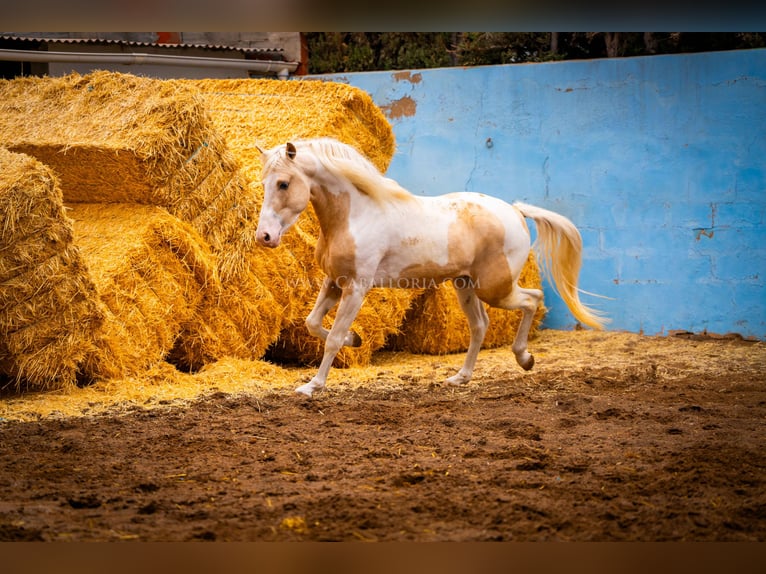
[255,137,606,397]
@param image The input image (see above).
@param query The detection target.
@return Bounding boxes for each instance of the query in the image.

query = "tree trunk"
[604,32,622,57]
[644,32,657,54]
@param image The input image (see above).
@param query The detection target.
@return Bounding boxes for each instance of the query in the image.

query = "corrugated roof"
[0,35,286,57]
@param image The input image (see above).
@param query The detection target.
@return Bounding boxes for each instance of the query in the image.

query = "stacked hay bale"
[388,251,546,354]
[0,72,280,382]
[66,204,279,376]
[0,148,107,391]
[0,72,239,212]
[187,79,420,367]
[0,71,421,388]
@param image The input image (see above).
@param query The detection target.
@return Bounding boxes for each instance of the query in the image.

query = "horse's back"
[423,192,533,283]
[429,192,531,249]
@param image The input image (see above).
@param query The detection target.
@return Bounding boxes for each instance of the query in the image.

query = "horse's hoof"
[349,330,362,347]
[520,354,535,371]
[294,382,316,398]
[445,373,471,386]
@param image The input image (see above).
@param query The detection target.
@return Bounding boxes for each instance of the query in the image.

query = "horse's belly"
[375,233,471,287]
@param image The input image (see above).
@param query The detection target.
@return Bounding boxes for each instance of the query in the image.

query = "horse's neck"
[310,182,358,240]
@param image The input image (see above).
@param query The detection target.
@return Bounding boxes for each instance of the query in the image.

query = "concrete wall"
[317,49,766,338]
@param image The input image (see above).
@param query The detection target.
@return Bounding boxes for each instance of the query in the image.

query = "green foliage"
[306,33,455,74]
[456,32,556,65]
[306,32,766,74]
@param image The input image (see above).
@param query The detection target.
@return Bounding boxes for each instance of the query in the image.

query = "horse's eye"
[277,181,289,191]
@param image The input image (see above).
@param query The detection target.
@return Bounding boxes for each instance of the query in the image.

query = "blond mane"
[298,138,414,203]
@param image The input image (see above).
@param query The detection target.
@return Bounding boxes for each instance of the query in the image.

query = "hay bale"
[68,203,209,378]
[0,71,238,217]
[0,70,253,272]
[68,203,281,376]
[0,148,106,391]
[167,268,283,372]
[0,72,285,374]
[0,71,254,273]
[188,78,395,174]
[388,252,547,355]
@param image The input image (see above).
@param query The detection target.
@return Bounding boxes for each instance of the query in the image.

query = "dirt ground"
[1,329,765,542]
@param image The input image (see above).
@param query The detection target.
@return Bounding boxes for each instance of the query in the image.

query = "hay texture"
[69,203,213,377]
[0,72,283,377]
[0,71,259,280]
[0,148,106,391]
[0,71,239,217]
[388,252,546,355]
[68,203,281,377]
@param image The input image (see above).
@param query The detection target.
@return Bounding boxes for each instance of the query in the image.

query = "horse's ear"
[254,142,268,164]
[285,142,297,160]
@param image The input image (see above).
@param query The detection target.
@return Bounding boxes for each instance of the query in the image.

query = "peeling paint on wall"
[392,71,422,84]
[381,95,417,119]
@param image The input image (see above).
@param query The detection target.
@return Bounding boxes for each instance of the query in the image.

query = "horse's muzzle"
[256,229,280,248]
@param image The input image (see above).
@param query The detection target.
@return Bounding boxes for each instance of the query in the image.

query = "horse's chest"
[315,232,357,278]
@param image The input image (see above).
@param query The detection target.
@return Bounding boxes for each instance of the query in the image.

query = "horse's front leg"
[296,282,369,398]
[305,277,363,347]
[305,277,341,342]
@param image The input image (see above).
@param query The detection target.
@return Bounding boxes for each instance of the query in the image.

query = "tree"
[306,32,766,74]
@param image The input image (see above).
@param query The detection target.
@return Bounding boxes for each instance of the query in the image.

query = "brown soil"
[1,330,765,541]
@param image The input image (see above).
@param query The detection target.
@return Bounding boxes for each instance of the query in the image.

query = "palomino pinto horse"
[256,138,606,397]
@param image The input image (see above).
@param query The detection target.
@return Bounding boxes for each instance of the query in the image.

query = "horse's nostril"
[263,232,271,243]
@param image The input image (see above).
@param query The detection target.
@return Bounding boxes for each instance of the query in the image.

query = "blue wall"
[317,49,766,338]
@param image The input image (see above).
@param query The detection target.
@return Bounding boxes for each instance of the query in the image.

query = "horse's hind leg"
[445,282,489,386]
[494,285,543,370]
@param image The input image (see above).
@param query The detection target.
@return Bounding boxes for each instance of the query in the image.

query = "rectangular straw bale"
[189,170,259,264]
[0,245,107,391]
[168,276,283,372]
[68,204,216,378]
[0,246,93,329]
[0,148,73,280]
[166,303,249,373]
[0,217,72,282]
[188,78,395,173]
[387,252,547,355]
[167,266,284,373]
[0,148,106,391]
[0,72,240,221]
[69,203,282,376]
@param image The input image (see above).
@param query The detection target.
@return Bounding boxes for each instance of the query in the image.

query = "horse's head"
[256,142,313,248]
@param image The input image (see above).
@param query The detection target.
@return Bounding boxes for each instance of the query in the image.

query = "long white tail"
[514,202,608,330]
